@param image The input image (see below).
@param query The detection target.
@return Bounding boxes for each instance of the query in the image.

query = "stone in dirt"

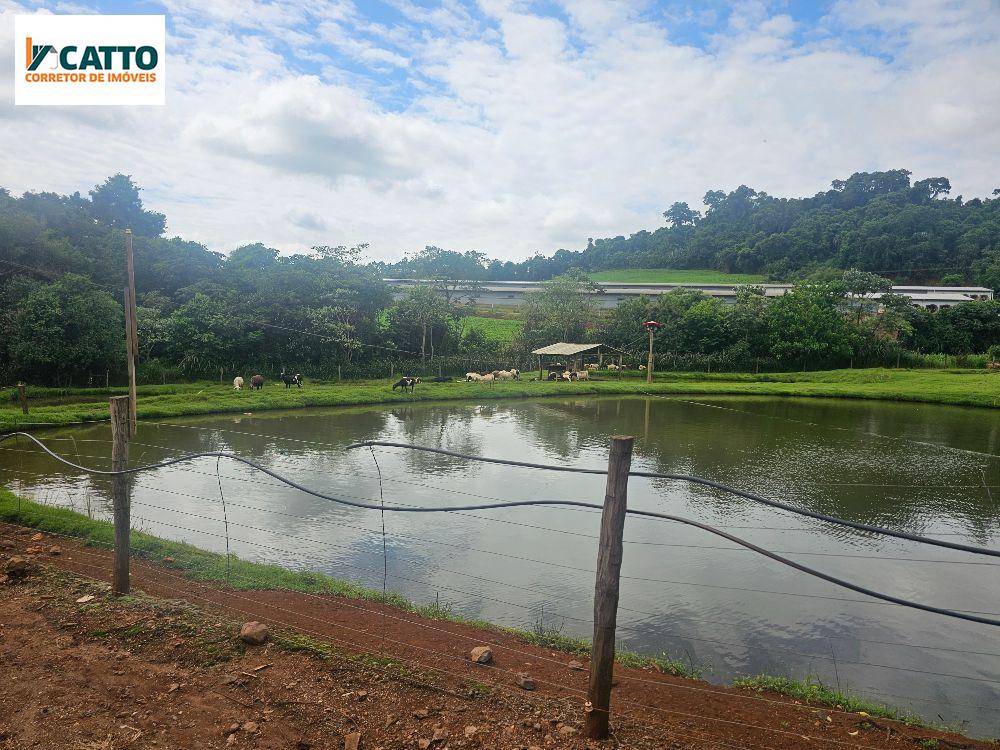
[567,660,584,671]
[557,725,578,736]
[470,645,493,664]
[242,721,258,733]
[239,621,268,645]
[514,673,535,691]
[431,727,448,742]
[48,546,61,556]
[418,740,431,750]
[464,725,478,737]
[344,731,361,750]
[30,533,43,542]
[4,556,38,580]
[76,594,96,604]
[412,708,429,719]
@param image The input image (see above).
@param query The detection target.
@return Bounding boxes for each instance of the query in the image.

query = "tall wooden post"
[16,383,28,415]
[124,229,138,436]
[584,435,634,740]
[110,396,131,595]
[646,327,654,384]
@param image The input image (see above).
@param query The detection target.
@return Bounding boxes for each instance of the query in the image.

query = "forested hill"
[382,170,1000,287]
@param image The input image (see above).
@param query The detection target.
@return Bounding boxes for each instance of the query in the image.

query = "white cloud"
[0,0,998,261]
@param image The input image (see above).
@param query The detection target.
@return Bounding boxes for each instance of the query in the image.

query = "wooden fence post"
[584,435,634,740]
[110,396,131,595]
[16,383,28,415]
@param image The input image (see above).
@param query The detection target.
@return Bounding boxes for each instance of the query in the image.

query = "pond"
[3,395,1000,734]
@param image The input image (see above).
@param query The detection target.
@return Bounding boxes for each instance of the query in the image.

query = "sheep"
[573,369,589,380]
[233,376,244,390]
[606,363,619,371]
[584,363,599,370]
[466,372,483,381]
[494,369,515,380]
[481,372,495,383]
[250,374,264,390]
[639,364,646,371]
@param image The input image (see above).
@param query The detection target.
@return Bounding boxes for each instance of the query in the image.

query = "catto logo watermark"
[14,15,165,105]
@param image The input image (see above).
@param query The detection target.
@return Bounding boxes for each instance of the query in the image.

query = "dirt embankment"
[1,525,991,750]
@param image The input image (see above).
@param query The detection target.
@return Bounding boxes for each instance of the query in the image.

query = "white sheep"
[233,376,244,390]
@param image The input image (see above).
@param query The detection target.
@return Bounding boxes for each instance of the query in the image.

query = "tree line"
[1,175,998,387]
[380,170,1000,287]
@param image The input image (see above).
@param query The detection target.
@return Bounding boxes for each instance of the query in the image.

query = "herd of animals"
[230,363,628,393]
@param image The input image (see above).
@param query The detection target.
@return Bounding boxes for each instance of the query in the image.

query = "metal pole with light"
[642,321,661,384]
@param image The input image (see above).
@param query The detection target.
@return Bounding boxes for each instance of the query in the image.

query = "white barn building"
[385,279,993,311]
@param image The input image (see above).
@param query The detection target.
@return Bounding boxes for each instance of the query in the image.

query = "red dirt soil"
[1,523,990,750]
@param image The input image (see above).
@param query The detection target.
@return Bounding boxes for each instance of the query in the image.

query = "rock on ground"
[239,620,269,645]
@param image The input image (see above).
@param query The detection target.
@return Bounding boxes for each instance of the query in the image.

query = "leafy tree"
[89,174,166,236]
[518,270,600,351]
[7,274,124,384]
[663,202,700,227]
[765,285,856,368]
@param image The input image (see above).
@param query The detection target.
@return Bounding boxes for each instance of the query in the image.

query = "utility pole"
[124,230,138,436]
[642,321,661,385]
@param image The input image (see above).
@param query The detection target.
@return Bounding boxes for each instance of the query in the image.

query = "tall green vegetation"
[2,173,999,387]
[381,170,1000,287]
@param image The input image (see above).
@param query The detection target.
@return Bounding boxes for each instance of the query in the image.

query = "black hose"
[345,440,1000,559]
[3,430,1000,627]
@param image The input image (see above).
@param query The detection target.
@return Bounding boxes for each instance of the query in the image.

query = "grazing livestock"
[494,369,515,380]
[250,374,264,390]
[584,363,599,370]
[546,371,559,381]
[280,369,303,388]
[573,369,589,380]
[392,376,418,392]
[639,364,646,371]
[233,376,244,390]
[606,363,619,371]
[466,372,482,381]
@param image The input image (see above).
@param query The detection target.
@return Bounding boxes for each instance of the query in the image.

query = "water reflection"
[3,396,1000,734]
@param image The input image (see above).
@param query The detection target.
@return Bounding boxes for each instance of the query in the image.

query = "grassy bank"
[2,368,999,429]
[0,489,917,720]
[0,490,696,676]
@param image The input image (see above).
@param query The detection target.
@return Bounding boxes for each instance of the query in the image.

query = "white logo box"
[14,14,165,106]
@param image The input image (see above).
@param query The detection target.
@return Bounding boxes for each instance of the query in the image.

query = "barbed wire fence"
[4,403,1000,743]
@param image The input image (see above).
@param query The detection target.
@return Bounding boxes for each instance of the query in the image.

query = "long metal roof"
[531,342,625,356]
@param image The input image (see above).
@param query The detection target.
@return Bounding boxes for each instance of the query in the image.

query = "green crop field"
[590,268,768,284]
[461,315,523,343]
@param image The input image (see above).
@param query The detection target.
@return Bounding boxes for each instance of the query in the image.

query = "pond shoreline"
[1,490,957,740]
[2,367,998,429]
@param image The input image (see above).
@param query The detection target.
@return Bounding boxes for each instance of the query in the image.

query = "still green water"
[3,395,1000,734]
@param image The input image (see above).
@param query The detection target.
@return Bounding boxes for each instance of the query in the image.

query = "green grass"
[733,675,921,725]
[589,268,767,284]
[2,368,999,429]
[460,315,523,344]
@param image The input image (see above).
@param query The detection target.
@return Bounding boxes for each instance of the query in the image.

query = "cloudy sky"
[1,0,998,262]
